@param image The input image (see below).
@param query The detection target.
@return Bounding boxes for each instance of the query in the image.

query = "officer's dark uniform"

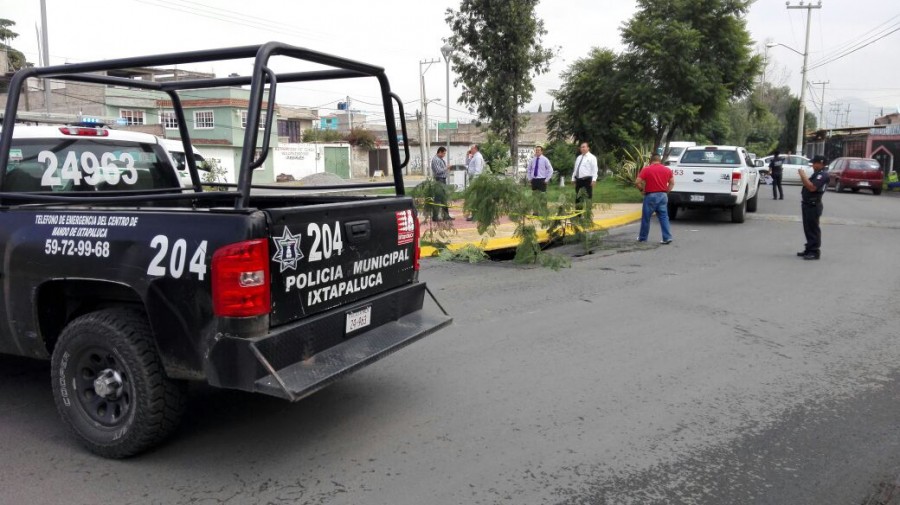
[799,156,829,260]
[769,154,784,199]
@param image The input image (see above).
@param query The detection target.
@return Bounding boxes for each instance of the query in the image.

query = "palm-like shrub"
[613,144,653,187]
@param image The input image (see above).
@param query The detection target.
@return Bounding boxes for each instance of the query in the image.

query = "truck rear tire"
[51,308,186,458]
[731,198,746,223]
[668,203,678,220]
[746,191,758,213]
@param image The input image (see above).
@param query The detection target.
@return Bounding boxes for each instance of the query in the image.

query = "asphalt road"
[2,184,900,505]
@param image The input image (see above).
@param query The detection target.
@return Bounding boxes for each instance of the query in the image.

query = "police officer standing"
[797,155,829,260]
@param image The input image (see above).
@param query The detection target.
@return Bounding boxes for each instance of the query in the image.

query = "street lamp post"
[424,98,441,159]
[768,41,809,154]
[440,44,453,158]
[419,58,439,174]
[783,1,821,156]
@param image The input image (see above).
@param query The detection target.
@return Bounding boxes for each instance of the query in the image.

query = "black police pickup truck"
[0,43,451,457]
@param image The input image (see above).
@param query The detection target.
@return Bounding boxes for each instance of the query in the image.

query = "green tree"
[779,98,817,153]
[542,139,577,183]
[757,83,796,125]
[478,132,511,174]
[620,0,762,151]
[445,0,555,166]
[548,48,649,160]
[344,128,377,150]
[0,19,32,92]
[717,92,783,156]
[301,128,343,143]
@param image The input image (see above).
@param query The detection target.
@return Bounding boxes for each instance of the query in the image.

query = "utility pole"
[40,0,52,117]
[830,102,843,128]
[786,1,822,156]
[346,96,352,176]
[440,44,453,159]
[844,104,852,127]
[811,80,829,129]
[419,58,439,174]
[346,95,352,132]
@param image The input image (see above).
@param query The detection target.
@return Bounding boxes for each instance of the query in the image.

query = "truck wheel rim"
[74,346,132,427]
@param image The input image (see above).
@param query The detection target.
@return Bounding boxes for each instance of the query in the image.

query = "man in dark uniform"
[769,150,784,199]
[797,155,829,260]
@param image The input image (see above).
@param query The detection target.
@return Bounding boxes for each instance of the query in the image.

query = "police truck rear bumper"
[668,192,738,207]
[206,282,452,401]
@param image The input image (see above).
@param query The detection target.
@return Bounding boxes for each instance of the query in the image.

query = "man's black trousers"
[801,200,823,253]
[574,177,593,204]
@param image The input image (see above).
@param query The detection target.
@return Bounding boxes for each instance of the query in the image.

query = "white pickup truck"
[668,145,760,223]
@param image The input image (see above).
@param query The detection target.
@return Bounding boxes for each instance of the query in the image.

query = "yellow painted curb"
[420,210,643,257]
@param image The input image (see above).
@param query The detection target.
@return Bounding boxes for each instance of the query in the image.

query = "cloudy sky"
[4,0,899,128]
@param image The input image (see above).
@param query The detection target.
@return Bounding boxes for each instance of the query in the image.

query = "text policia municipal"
[284,249,411,305]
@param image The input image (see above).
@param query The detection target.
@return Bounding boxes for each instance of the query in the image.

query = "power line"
[129,0,325,44]
[127,0,418,59]
[808,23,900,71]
[814,13,900,61]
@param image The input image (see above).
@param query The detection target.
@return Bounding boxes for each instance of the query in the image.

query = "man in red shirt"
[635,154,675,244]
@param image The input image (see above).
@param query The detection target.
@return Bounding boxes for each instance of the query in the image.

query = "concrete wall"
[273,143,349,180]
[2,80,105,119]
[203,147,238,183]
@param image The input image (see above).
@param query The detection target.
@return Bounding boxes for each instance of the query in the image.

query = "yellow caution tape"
[419,198,460,209]
[521,210,585,221]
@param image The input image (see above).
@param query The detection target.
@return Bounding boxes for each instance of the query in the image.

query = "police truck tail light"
[731,171,742,192]
[59,127,109,137]
[413,213,421,271]
[212,239,271,317]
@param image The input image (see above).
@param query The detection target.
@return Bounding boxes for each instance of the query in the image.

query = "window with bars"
[120,109,145,126]
[845,141,866,158]
[194,110,214,129]
[161,111,179,130]
[240,110,267,129]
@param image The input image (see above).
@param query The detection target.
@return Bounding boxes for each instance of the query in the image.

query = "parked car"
[826,157,883,195]
[157,138,209,188]
[759,154,813,184]
[753,158,768,179]
[663,141,696,165]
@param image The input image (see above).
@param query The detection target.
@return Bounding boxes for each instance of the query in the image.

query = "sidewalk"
[419,202,643,256]
[343,173,643,255]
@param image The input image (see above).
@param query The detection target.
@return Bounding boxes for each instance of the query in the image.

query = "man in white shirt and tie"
[464,144,485,220]
[571,142,599,205]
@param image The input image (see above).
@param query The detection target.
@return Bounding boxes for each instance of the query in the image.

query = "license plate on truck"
[346,306,372,334]
[690,194,705,202]
[859,181,869,187]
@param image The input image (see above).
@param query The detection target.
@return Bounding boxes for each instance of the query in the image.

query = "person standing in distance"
[465,144,485,220]
[466,144,484,179]
[526,145,553,192]
[635,154,675,244]
[571,142,598,206]
[429,146,451,221]
[797,155,829,260]
[769,150,784,200]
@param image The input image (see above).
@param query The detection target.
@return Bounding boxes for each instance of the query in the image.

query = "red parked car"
[826,157,883,195]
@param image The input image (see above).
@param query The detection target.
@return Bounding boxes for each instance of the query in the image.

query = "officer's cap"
[811,155,827,164]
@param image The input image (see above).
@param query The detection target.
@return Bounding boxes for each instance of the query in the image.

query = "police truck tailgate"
[210,197,452,402]
[266,198,418,327]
